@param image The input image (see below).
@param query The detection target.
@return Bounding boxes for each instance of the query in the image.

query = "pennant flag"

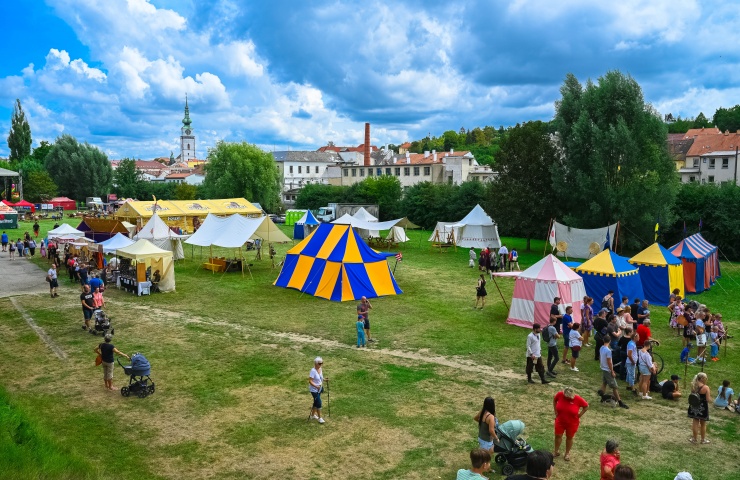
[654,222,659,242]
[549,224,557,248]
[683,221,687,237]
[395,252,403,262]
[604,227,611,251]
[699,218,703,231]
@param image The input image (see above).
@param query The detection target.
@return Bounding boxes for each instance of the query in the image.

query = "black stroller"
[118,353,155,398]
[492,420,534,476]
[89,309,113,336]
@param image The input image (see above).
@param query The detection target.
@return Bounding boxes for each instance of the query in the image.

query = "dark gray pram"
[89,309,113,336]
[118,353,155,398]
[492,420,533,476]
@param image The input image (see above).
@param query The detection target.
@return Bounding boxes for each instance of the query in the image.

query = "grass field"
[1,217,739,479]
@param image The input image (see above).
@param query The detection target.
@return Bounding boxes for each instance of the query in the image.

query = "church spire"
[182,94,192,128]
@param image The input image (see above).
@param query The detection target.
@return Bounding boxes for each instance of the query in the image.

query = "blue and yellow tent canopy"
[575,250,644,305]
[274,223,402,301]
[575,250,638,277]
[629,243,684,305]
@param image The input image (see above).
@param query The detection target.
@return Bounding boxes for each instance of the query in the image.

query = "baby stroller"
[118,353,155,398]
[89,309,113,336]
[493,420,534,476]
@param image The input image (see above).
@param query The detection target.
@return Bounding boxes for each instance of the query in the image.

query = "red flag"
[395,252,403,261]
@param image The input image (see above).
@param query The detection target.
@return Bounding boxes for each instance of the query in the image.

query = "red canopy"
[50,197,77,210]
[11,199,36,212]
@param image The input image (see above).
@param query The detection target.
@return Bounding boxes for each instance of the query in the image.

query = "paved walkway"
[0,251,50,298]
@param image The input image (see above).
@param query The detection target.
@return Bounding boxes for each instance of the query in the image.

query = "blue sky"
[1,0,739,159]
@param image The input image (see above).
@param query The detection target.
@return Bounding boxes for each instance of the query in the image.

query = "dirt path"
[0,253,50,298]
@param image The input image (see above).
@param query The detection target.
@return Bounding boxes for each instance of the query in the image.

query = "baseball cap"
[671,374,680,380]
[358,315,364,319]
[600,308,610,314]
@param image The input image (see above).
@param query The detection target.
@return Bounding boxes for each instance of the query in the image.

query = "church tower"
[180,95,195,161]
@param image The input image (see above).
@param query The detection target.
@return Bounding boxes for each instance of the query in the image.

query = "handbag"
[95,353,103,366]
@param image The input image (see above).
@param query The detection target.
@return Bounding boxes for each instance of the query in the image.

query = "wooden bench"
[202,262,225,273]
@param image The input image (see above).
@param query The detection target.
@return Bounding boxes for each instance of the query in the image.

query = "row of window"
[693,158,730,169]
[288,165,321,174]
[343,166,431,178]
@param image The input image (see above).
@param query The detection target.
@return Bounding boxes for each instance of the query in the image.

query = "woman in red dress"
[553,387,589,461]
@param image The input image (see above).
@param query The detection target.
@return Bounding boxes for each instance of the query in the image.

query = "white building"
[273,150,340,205]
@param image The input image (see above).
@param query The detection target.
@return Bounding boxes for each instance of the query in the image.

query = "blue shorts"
[638,365,651,376]
[83,309,93,320]
[478,437,493,451]
[311,389,323,409]
[626,364,636,386]
[563,335,570,348]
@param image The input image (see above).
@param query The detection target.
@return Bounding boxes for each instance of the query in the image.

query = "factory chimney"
[364,123,371,166]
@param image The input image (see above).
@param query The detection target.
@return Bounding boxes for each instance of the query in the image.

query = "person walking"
[33,221,40,238]
[473,396,499,453]
[80,285,96,330]
[509,248,520,271]
[553,387,588,462]
[8,239,15,260]
[1,231,8,251]
[526,324,550,385]
[28,238,37,257]
[355,315,366,348]
[544,316,560,377]
[46,263,59,298]
[561,306,574,365]
[357,296,374,343]
[688,372,711,444]
[599,334,629,409]
[94,334,129,391]
[308,357,328,424]
[498,244,508,271]
[475,274,487,310]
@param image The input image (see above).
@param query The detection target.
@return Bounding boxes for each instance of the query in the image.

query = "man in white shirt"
[498,244,509,270]
[47,264,59,298]
[526,324,550,385]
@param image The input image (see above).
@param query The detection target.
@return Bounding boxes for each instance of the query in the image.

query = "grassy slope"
[1,218,738,479]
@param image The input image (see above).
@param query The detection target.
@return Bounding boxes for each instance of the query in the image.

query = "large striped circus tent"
[503,255,586,329]
[575,250,644,306]
[629,243,684,306]
[274,223,402,301]
[669,233,720,294]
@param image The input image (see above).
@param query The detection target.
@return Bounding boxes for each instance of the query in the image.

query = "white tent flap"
[551,221,617,260]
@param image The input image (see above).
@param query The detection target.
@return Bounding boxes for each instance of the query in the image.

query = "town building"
[273,150,340,205]
[679,129,740,184]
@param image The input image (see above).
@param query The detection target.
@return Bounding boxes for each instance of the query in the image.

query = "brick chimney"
[364,123,371,166]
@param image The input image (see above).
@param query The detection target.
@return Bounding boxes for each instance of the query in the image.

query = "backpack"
[542,326,551,342]
[601,297,610,309]
[688,391,702,408]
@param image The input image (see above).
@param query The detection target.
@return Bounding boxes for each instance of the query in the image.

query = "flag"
[604,227,611,250]
[395,252,403,262]
[699,218,703,231]
[549,224,557,248]
[654,222,659,242]
[683,221,687,236]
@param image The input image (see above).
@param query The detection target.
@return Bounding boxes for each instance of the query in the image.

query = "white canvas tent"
[134,213,189,260]
[99,232,135,254]
[386,226,410,243]
[185,214,291,248]
[548,221,617,259]
[429,205,500,249]
[353,207,378,222]
[116,239,175,292]
[48,223,85,239]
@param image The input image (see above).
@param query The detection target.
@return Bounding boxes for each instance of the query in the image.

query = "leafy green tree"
[666,116,693,133]
[442,130,460,151]
[485,121,559,250]
[552,71,679,249]
[295,183,347,210]
[174,183,198,200]
[138,181,176,201]
[345,176,402,220]
[45,134,113,200]
[7,99,32,161]
[202,141,281,211]
[113,158,144,199]
[712,105,740,133]
[692,112,713,129]
[24,171,57,203]
[401,182,456,229]
[32,140,53,163]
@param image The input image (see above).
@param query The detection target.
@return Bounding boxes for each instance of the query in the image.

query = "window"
[689,176,696,182]
[469,159,472,166]
[404,167,410,176]
[722,158,729,169]
[423,166,431,175]
[708,175,715,183]
[315,166,320,173]
[298,166,302,174]
[343,169,349,177]
[377,168,382,176]
[709,159,715,169]
[385,167,391,176]
[289,166,293,174]
[395,167,400,176]
[359,168,365,177]
[413,167,420,176]
[693,159,699,168]
[368,168,373,176]
[351,168,357,177]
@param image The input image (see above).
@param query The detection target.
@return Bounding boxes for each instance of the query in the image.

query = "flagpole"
[393,258,399,275]
[544,218,554,258]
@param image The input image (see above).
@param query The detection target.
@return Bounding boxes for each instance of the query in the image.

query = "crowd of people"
[471,245,520,274]
[1,230,38,259]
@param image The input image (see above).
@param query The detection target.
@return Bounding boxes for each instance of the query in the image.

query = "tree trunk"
[526,237,531,251]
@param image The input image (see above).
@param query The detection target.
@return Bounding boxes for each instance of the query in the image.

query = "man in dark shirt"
[550,297,563,333]
[636,300,650,325]
[506,450,554,480]
[593,309,609,361]
[78,265,89,290]
[630,298,640,320]
[661,374,682,400]
[80,285,96,330]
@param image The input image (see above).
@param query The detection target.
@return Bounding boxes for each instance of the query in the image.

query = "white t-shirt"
[498,246,509,256]
[696,332,707,347]
[47,268,57,280]
[638,350,653,369]
[569,330,582,348]
[309,367,323,393]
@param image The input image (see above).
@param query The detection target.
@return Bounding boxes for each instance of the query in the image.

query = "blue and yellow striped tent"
[629,243,684,306]
[274,223,402,301]
[574,249,644,306]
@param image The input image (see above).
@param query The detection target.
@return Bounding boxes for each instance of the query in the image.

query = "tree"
[692,112,713,129]
[45,134,113,200]
[24,171,57,203]
[202,141,281,211]
[712,105,740,133]
[7,99,32,161]
[485,121,559,250]
[295,183,347,210]
[552,71,679,249]
[32,140,53,163]
[174,183,198,200]
[345,176,403,220]
[401,182,456,229]
[113,158,144,199]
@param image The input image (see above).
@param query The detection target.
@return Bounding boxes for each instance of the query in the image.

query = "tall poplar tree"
[7,99,32,161]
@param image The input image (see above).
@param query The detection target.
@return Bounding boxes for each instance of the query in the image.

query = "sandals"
[553,452,560,457]
[701,439,711,444]
[564,454,571,461]
[688,437,697,444]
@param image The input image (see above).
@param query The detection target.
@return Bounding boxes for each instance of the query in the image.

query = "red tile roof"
[317,144,378,153]
[686,132,740,156]
[683,127,721,138]
[394,151,471,165]
[165,172,192,179]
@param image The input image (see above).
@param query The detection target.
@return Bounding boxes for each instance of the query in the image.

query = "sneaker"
[643,395,652,400]
[701,439,710,444]
[688,437,697,444]
[541,379,551,384]
[546,371,556,378]
[527,379,536,384]
[81,325,87,330]
[550,370,558,376]
[585,343,593,347]
[318,418,325,424]
[570,367,579,372]
[618,401,629,409]
[311,415,319,420]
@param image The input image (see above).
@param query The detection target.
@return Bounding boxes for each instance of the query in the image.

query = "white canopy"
[353,207,378,222]
[99,232,135,254]
[48,223,85,239]
[332,214,400,231]
[134,213,189,260]
[453,204,501,249]
[116,239,175,292]
[386,226,410,243]
[185,214,291,248]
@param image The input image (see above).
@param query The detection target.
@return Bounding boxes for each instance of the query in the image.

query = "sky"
[1,0,739,160]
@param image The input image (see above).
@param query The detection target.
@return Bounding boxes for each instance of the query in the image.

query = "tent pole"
[544,218,553,258]
[241,246,244,278]
[491,276,509,311]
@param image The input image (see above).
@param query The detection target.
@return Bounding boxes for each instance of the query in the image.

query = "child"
[93,287,105,310]
[695,327,707,362]
[680,343,696,365]
[714,380,734,410]
[710,326,720,361]
[600,439,621,480]
[356,315,366,348]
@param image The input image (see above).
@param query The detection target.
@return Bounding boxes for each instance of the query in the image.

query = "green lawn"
[1,217,739,479]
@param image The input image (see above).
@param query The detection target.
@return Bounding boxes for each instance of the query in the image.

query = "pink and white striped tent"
[494,255,586,329]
